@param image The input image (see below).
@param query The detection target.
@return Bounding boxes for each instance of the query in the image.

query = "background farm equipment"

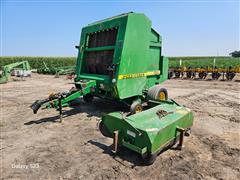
[169,57,240,81]
[37,62,75,77]
[31,12,193,164]
[0,61,31,84]
[169,66,240,80]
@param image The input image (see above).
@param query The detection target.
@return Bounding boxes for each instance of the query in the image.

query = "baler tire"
[157,88,168,101]
[148,85,168,101]
[83,94,93,103]
[142,152,158,165]
[99,121,111,138]
[130,101,143,114]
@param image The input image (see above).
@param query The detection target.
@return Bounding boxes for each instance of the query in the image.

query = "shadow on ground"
[88,138,180,167]
[25,98,126,125]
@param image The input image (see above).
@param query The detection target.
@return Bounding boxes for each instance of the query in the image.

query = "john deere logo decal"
[118,70,160,80]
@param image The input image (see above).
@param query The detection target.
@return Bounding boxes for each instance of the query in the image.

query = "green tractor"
[31,12,193,164]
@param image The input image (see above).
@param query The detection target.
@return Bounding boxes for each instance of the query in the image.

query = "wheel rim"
[159,92,166,100]
[135,105,143,113]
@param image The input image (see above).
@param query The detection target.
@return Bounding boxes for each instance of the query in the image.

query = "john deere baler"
[31,12,193,164]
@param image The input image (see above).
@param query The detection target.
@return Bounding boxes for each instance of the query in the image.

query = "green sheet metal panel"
[116,13,168,99]
[160,56,169,83]
[102,102,193,155]
[116,13,151,99]
[126,104,193,153]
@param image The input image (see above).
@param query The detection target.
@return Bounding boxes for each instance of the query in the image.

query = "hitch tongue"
[30,92,64,114]
[30,99,50,114]
[30,100,42,114]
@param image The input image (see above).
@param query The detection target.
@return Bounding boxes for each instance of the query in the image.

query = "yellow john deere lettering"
[118,70,160,80]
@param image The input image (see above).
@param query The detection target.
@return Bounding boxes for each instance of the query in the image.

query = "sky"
[1,0,239,57]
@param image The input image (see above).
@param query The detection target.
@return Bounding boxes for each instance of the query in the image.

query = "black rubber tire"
[186,72,192,78]
[168,72,173,79]
[142,152,158,165]
[230,73,235,80]
[226,72,235,80]
[147,85,168,101]
[83,94,93,103]
[203,72,208,79]
[212,72,216,79]
[130,101,143,114]
[175,71,180,78]
[226,73,230,80]
[212,72,221,80]
[157,88,168,101]
[99,121,111,138]
[198,72,203,79]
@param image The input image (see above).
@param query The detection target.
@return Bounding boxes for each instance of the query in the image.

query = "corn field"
[0,56,239,70]
[0,57,76,69]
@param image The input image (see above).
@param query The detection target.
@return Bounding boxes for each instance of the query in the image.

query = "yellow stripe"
[118,70,160,80]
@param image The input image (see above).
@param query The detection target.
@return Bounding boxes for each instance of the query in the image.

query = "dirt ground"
[1,74,239,180]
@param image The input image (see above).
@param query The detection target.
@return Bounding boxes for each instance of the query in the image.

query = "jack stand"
[113,131,119,154]
[58,97,63,123]
[176,127,185,150]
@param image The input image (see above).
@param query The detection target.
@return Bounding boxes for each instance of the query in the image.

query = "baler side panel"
[146,46,161,88]
[117,14,151,99]
[147,28,166,86]
[159,56,169,83]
